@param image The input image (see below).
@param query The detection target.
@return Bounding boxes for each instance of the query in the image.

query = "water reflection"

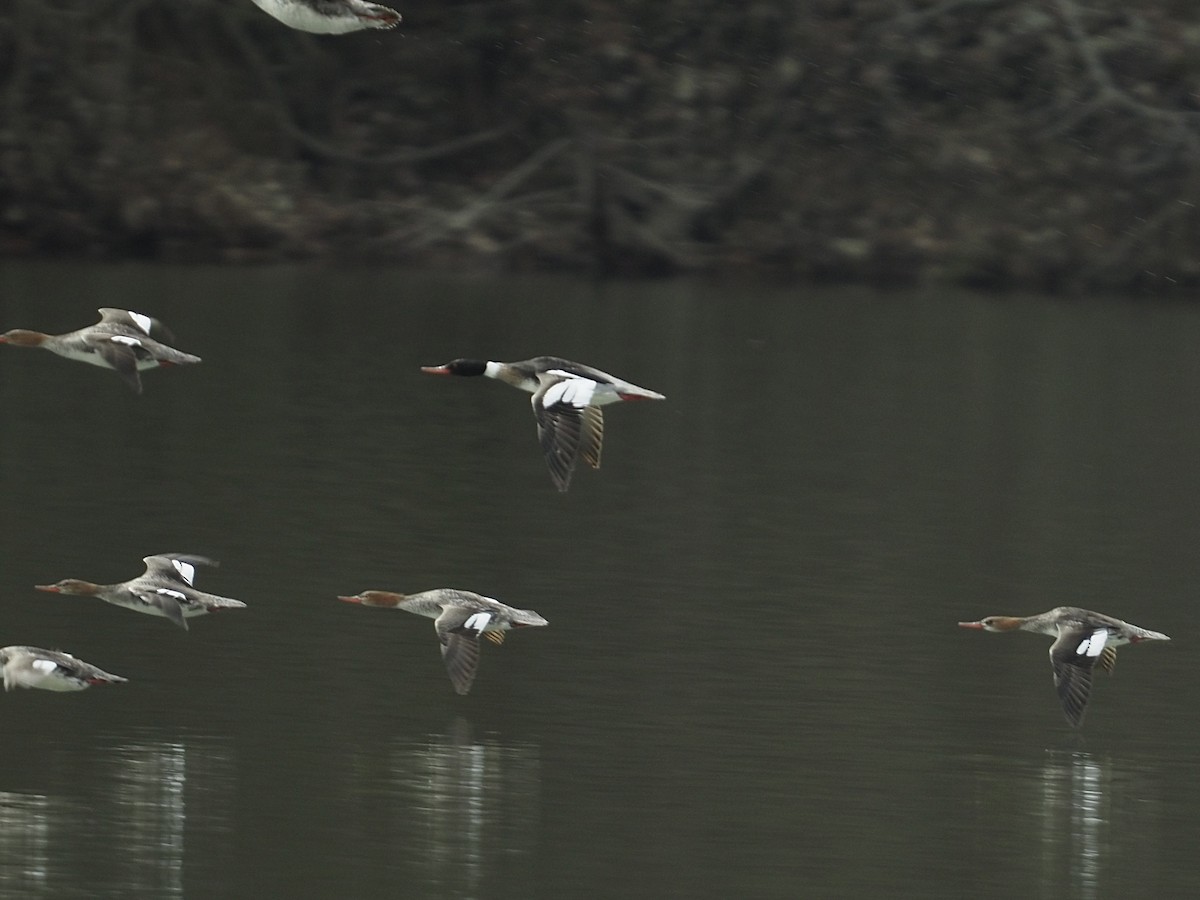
[0,735,235,897]
[113,739,188,896]
[1037,750,1166,899]
[382,719,540,896]
[7,264,1200,898]
[0,791,51,893]
[1040,752,1108,900]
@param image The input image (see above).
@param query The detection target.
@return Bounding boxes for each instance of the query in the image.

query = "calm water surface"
[1,263,1199,898]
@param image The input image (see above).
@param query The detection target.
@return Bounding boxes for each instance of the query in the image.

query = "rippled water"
[1,263,1199,898]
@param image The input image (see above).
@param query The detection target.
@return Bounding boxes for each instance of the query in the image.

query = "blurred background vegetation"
[2,0,1199,290]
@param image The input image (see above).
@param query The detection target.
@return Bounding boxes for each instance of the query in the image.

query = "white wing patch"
[31,659,57,674]
[110,335,142,347]
[1075,628,1109,658]
[155,588,188,602]
[171,559,197,585]
[128,311,153,334]
[463,612,493,633]
[542,378,596,409]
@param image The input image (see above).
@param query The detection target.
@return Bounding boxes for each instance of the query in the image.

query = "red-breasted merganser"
[420,356,666,492]
[249,0,401,33]
[338,589,548,695]
[36,554,247,631]
[0,308,201,394]
[958,606,1170,726]
[0,646,127,692]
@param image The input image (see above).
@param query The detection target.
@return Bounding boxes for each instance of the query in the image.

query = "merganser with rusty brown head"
[249,0,401,33]
[0,646,127,693]
[0,308,201,393]
[958,606,1169,726]
[36,554,247,631]
[420,356,666,492]
[338,589,548,695]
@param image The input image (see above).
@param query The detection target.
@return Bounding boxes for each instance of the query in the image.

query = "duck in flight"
[0,646,127,693]
[958,606,1169,726]
[338,589,548,695]
[420,356,666,492]
[0,308,201,393]
[249,0,401,33]
[36,554,247,631]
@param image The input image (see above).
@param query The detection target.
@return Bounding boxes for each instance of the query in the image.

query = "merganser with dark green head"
[421,356,666,492]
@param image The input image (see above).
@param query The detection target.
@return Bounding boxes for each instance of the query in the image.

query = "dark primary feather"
[1048,626,1111,727]
[136,591,188,630]
[95,340,144,393]
[1050,654,1093,727]
[440,633,481,695]
[532,379,605,492]
[434,606,483,695]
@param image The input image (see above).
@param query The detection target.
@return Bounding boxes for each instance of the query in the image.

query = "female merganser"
[36,554,247,631]
[338,589,548,695]
[0,308,201,394]
[0,646,127,692]
[249,0,401,33]
[958,606,1170,726]
[420,356,666,492]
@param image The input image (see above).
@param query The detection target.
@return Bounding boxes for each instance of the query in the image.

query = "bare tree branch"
[1053,0,1200,128]
[408,137,573,248]
[218,13,511,166]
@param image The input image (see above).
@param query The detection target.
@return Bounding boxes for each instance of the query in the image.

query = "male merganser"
[420,356,666,492]
[249,0,401,33]
[0,308,201,394]
[338,589,548,695]
[36,554,247,631]
[0,646,127,692]
[958,606,1170,726]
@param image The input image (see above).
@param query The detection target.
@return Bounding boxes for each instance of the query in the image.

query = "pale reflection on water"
[350,719,540,897]
[0,792,52,893]
[1037,750,1161,900]
[0,734,235,897]
[5,266,1200,897]
[113,740,188,897]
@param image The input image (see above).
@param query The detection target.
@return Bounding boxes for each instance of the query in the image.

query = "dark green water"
[0,263,1198,898]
